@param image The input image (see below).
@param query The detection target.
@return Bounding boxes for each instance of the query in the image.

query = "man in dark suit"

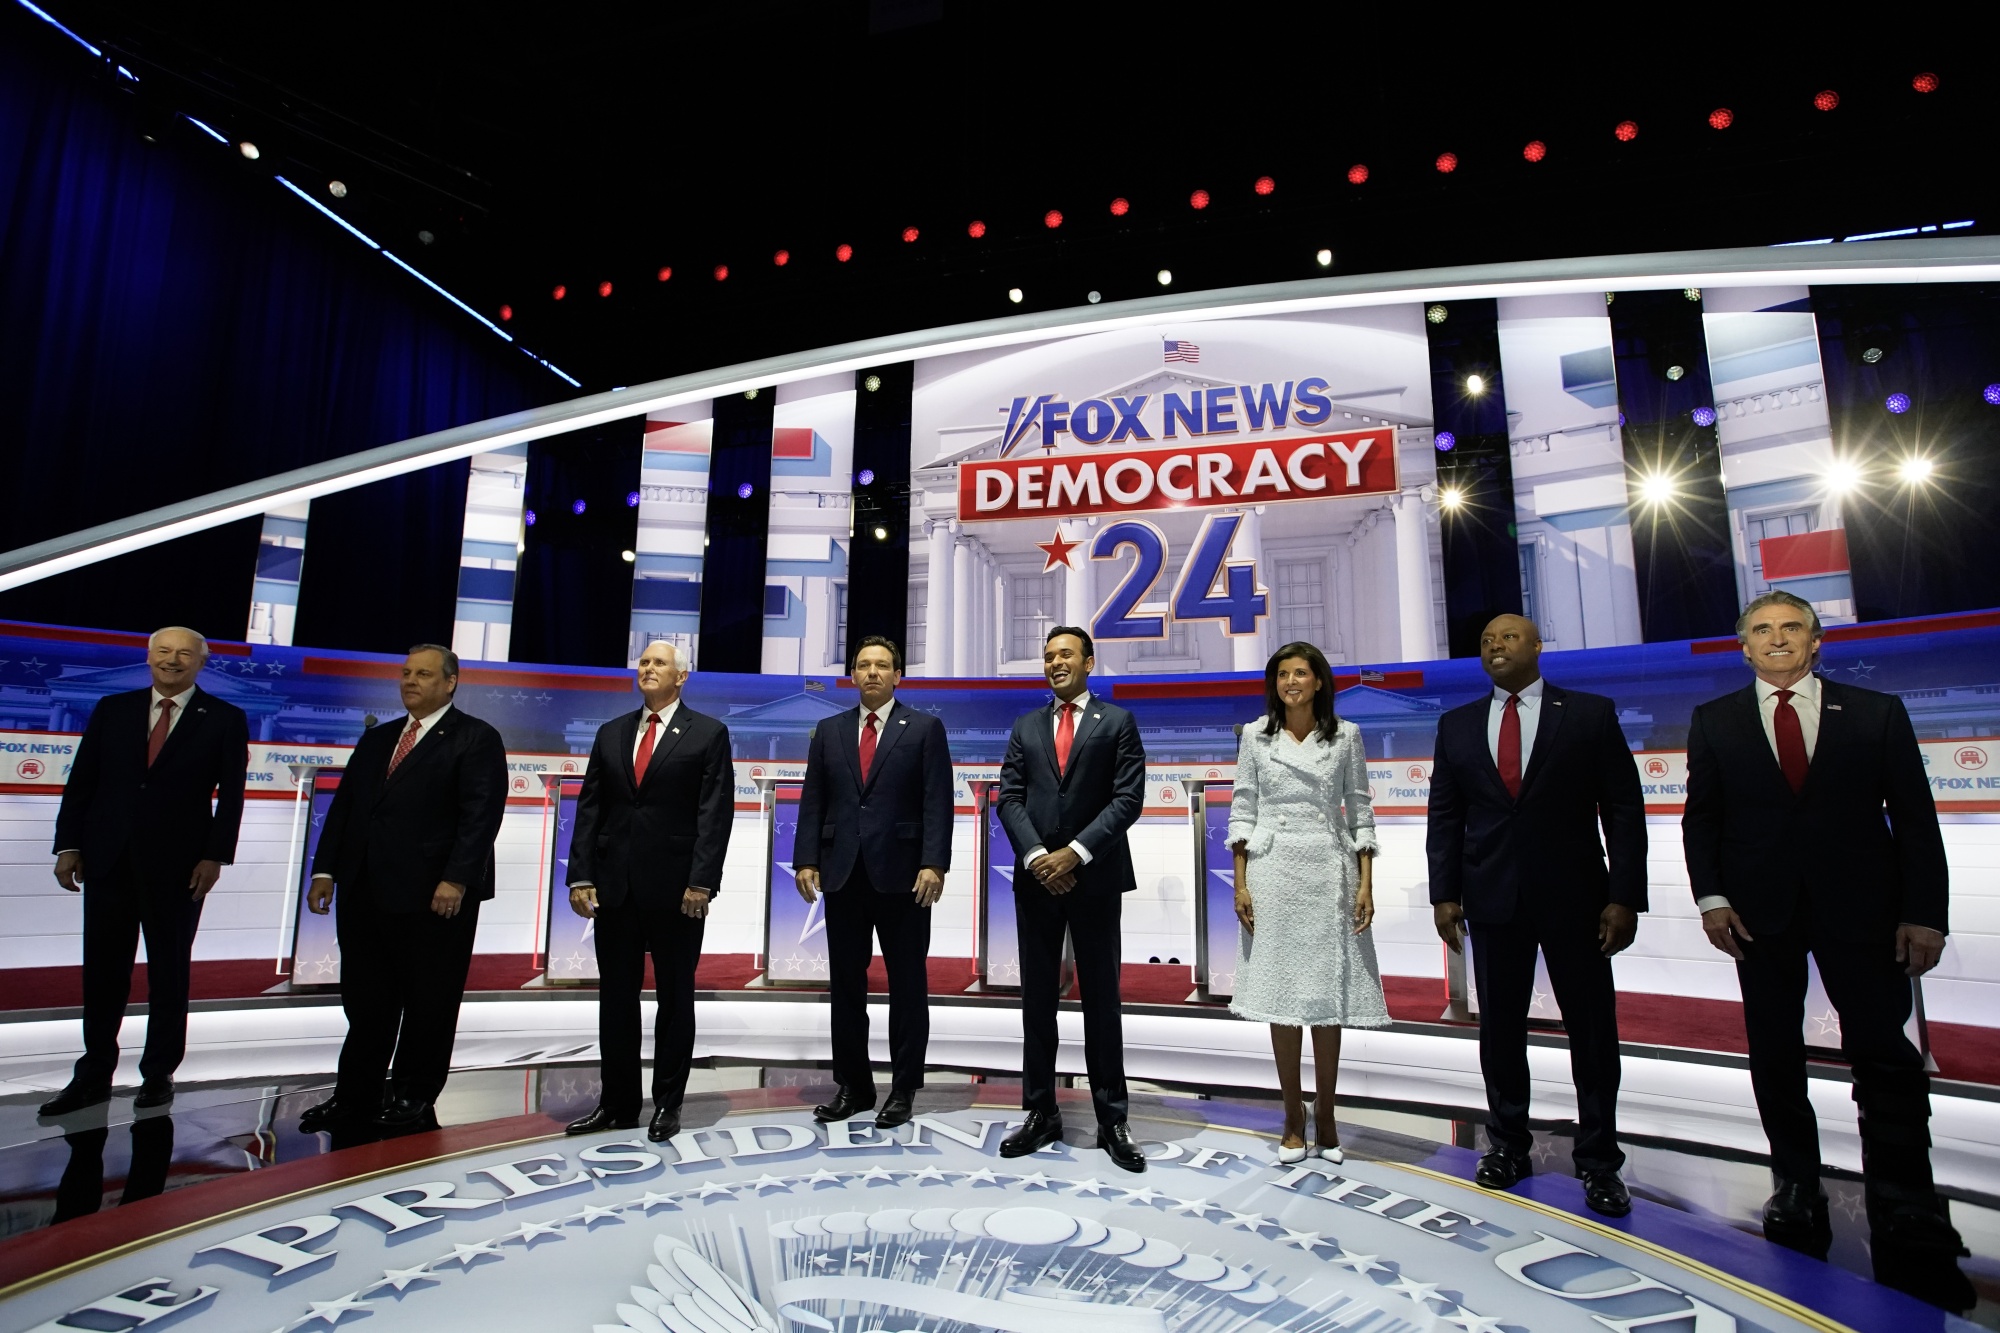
[794,635,953,1129]
[300,644,507,1133]
[42,627,249,1116]
[1428,613,1647,1216]
[563,640,733,1142]
[995,625,1149,1172]
[1685,591,1971,1311]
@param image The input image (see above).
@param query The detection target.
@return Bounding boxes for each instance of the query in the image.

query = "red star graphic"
[1037,528,1081,571]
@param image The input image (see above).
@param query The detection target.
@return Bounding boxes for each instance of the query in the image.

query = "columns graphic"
[925,517,954,675]
[1062,518,1094,638]
[1393,489,1437,662]
[951,526,973,675]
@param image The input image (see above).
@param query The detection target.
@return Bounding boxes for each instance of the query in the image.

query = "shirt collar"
[862,699,894,723]
[1755,674,1820,705]
[152,687,193,711]
[1056,689,1091,714]
[1491,677,1545,704]
[408,702,453,729]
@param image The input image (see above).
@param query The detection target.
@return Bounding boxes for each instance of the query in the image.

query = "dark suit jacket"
[567,703,733,909]
[53,686,249,889]
[1426,681,1648,924]
[793,700,953,894]
[1683,677,1946,941]
[311,705,508,912]
[997,695,1146,895]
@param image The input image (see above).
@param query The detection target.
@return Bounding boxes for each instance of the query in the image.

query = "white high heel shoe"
[1276,1143,1309,1164]
[1317,1145,1344,1165]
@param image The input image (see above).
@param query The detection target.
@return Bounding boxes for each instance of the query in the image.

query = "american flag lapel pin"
[1827,704,1842,711]
[672,727,682,734]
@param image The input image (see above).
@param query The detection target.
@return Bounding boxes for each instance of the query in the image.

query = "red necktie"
[1055,702,1075,775]
[633,711,661,786]
[146,699,175,767]
[1773,689,1809,794]
[386,717,422,776]
[860,711,879,781]
[1498,694,1522,800]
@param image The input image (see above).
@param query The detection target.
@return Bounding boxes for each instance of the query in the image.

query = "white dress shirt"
[632,698,683,766]
[858,700,893,746]
[1696,674,1822,916]
[1487,676,1545,769]
[1025,690,1096,868]
[149,687,194,740]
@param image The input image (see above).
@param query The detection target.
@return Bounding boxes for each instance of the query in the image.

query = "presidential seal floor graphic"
[4,1095,1974,1333]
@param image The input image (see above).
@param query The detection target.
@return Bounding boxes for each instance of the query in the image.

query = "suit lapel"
[837,706,865,790]
[386,711,450,786]
[1732,684,1795,801]
[861,701,911,795]
[616,710,642,795]
[1800,676,1840,798]
[1516,683,1567,799]
[151,688,206,767]
[1460,699,1512,804]
[638,706,695,788]
[1266,726,1329,780]
[1059,697,1106,788]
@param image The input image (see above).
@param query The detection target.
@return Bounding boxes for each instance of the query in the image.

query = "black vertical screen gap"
[511,417,644,667]
[846,363,915,671]
[1811,283,2000,623]
[295,461,472,655]
[1424,298,1523,658]
[698,389,777,673]
[0,518,262,641]
[1608,288,1736,642]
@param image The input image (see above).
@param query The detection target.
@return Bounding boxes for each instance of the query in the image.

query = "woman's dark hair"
[1261,641,1340,743]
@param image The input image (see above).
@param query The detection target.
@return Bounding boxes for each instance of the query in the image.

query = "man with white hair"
[1685,590,1970,1311]
[42,627,249,1116]
[564,640,734,1142]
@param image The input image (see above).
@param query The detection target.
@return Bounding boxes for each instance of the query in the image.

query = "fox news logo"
[997,378,1345,455]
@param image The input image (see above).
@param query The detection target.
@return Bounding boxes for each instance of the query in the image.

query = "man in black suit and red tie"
[1685,590,1971,1311]
[300,645,507,1133]
[794,636,953,1129]
[1427,613,1647,1216]
[995,626,1149,1172]
[42,627,249,1116]
[563,640,734,1142]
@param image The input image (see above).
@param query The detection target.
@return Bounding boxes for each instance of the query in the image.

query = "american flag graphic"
[1163,339,1201,363]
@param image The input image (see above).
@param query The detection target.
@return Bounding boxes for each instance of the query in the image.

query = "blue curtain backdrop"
[0,11,549,644]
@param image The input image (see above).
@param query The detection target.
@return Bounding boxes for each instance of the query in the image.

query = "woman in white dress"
[1229,641,1389,1164]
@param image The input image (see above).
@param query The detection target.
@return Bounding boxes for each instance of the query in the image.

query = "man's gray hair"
[408,643,461,677]
[1734,590,1823,643]
[149,626,210,658]
[641,640,686,671]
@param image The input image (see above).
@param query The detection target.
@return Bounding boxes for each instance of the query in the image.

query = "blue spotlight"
[1885,393,1912,414]
[1692,406,1717,427]
[1434,431,1456,452]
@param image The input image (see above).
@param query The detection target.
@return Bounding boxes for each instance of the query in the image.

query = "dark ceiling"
[32,2,1999,391]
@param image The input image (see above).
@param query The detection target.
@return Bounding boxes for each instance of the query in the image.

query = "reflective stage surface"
[0,1064,1995,1333]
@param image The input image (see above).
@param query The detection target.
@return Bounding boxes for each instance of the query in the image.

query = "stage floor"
[0,1065,1994,1333]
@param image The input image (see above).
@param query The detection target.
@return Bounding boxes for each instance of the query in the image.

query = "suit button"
[860,804,868,811]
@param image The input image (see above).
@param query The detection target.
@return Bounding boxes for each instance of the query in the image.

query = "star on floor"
[1013,1171,1053,1189]
[1119,1186,1163,1205]
[1280,1229,1332,1252]
[858,1167,897,1184]
[1222,1211,1269,1230]
[747,1173,793,1193]
[908,1166,948,1184]
[804,1169,844,1186]
[504,1220,566,1244]
[571,1204,623,1224]
[1388,1276,1446,1307]
[1440,1308,1507,1333]
[631,1191,680,1213]
[1328,1251,1387,1275]
[436,1240,502,1267]
[693,1181,737,1198]
[1171,1197,1220,1216]
[301,1294,372,1326]
[369,1265,433,1293]
[959,1168,1001,1185]
[1066,1177,1110,1195]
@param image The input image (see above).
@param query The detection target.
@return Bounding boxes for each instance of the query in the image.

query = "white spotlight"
[1900,456,1934,484]
[1008,287,1024,304]
[1439,487,1465,510]
[872,526,889,541]
[1825,459,1863,493]
[621,549,636,563]
[1465,374,1486,395]
[238,141,260,160]
[328,180,347,198]
[1315,248,1333,267]
[1639,473,1676,505]
[1088,291,1102,303]
[1156,269,1172,286]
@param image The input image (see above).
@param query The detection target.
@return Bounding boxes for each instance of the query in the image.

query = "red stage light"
[1708,107,1734,130]
[1189,189,1210,210]
[1435,152,1458,173]
[713,264,728,281]
[552,284,566,300]
[1614,120,1638,142]
[1043,209,1063,229]
[836,243,853,262]
[1913,72,1939,93]
[1109,197,1130,216]
[499,304,513,321]
[598,280,613,297]
[773,250,790,266]
[968,220,987,238]
[902,226,919,243]
[1814,89,1840,111]
[1253,175,1275,195]
[1522,140,1547,162]
[656,266,672,282]
[1346,164,1368,184]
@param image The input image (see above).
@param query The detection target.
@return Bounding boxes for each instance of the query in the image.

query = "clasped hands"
[1029,847,1080,895]
[55,851,221,901]
[793,866,945,907]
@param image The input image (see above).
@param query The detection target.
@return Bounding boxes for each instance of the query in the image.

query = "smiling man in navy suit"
[42,627,249,1117]
[794,635,953,1129]
[564,640,734,1143]
[1427,613,1647,1216]
[1685,591,1970,1311]
[995,625,1149,1172]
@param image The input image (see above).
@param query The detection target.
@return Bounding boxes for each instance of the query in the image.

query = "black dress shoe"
[813,1086,877,1123]
[38,1082,111,1117]
[298,1095,355,1133]
[648,1107,681,1143]
[999,1110,1064,1158]
[374,1095,436,1131]
[133,1078,174,1110]
[1474,1151,1531,1190]
[875,1091,915,1129]
[1760,1180,1831,1258]
[1580,1169,1631,1217]
[1098,1122,1146,1174]
[1871,1205,1975,1312]
[566,1105,639,1135]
